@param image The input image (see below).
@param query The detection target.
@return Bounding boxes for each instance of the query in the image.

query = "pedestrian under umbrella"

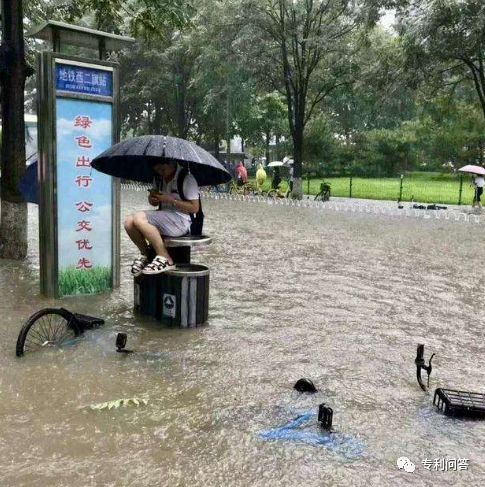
[458,165,485,210]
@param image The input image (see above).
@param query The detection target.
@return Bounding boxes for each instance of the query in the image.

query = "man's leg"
[124,214,149,255]
[132,212,173,265]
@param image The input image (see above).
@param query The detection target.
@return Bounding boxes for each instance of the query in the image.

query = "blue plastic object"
[259,413,364,459]
[18,160,39,204]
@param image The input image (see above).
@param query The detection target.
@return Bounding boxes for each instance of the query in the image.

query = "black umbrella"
[91,135,231,187]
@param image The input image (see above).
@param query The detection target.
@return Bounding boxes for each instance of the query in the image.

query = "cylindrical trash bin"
[134,264,209,328]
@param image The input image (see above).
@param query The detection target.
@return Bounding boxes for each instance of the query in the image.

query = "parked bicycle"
[314,181,331,202]
[229,180,257,195]
[16,308,104,357]
[264,178,293,199]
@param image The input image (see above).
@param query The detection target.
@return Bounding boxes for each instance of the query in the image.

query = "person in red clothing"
[235,161,248,186]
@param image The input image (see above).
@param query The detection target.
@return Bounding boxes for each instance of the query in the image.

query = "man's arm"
[173,198,199,214]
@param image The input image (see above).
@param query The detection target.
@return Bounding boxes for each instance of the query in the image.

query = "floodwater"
[0,189,484,487]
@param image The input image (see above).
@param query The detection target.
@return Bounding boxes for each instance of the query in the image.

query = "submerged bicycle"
[16,308,104,357]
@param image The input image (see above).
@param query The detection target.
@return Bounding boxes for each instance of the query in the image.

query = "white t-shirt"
[153,166,199,222]
[474,176,484,188]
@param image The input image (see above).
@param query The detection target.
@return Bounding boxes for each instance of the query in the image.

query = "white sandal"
[130,255,149,277]
[142,256,175,275]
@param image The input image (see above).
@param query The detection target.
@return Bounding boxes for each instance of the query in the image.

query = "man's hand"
[148,191,175,206]
[148,194,159,206]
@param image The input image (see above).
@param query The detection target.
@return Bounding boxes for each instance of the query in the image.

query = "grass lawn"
[252,172,476,205]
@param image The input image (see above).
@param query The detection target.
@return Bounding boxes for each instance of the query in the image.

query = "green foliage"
[58,267,112,297]
[22,1,485,187]
[397,0,485,118]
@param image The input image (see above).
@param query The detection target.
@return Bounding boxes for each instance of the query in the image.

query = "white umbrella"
[267,160,285,167]
[458,165,485,176]
[283,156,294,166]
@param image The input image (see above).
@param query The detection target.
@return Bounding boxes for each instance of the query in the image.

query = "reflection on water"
[0,189,484,486]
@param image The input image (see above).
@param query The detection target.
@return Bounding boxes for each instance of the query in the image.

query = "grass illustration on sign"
[58,266,112,296]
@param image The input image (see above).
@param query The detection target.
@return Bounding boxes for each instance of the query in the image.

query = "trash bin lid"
[165,264,210,277]
[164,235,212,248]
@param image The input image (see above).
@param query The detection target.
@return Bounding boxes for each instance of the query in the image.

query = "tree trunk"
[226,137,231,164]
[0,0,28,259]
[291,122,304,199]
[213,133,220,161]
[174,59,186,138]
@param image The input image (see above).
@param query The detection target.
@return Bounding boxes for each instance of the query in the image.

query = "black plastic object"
[433,388,485,419]
[116,333,133,353]
[318,403,333,430]
[293,378,317,393]
[415,344,435,391]
[116,332,127,351]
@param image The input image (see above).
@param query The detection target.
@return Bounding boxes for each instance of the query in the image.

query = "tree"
[397,0,485,121]
[188,0,254,158]
[0,0,33,259]
[240,0,386,197]
[235,91,288,163]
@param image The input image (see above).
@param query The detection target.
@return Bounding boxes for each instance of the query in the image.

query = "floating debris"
[259,413,364,458]
[294,378,317,393]
[318,403,333,430]
[434,389,485,419]
[86,397,149,411]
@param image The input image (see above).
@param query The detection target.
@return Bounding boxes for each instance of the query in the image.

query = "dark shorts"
[476,187,483,202]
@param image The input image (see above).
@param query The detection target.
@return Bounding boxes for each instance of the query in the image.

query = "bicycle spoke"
[55,324,76,344]
[37,317,52,342]
[27,325,49,344]
[52,316,68,340]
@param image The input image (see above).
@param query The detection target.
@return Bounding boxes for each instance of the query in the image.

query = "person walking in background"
[256,163,267,193]
[235,161,248,186]
[271,167,282,190]
[472,174,484,209]
[288,164,294,193]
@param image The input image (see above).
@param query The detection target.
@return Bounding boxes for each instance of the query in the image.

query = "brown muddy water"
[0,189,484,487]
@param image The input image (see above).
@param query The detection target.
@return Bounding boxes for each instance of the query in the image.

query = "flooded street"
[1,188,484,486]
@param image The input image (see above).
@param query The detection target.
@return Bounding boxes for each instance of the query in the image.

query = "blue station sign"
[56,62,113,97]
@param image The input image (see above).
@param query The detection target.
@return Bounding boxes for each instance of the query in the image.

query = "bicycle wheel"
[16,308,81,357]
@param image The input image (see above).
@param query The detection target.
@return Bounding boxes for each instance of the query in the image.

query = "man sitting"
[124,160,200,276]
